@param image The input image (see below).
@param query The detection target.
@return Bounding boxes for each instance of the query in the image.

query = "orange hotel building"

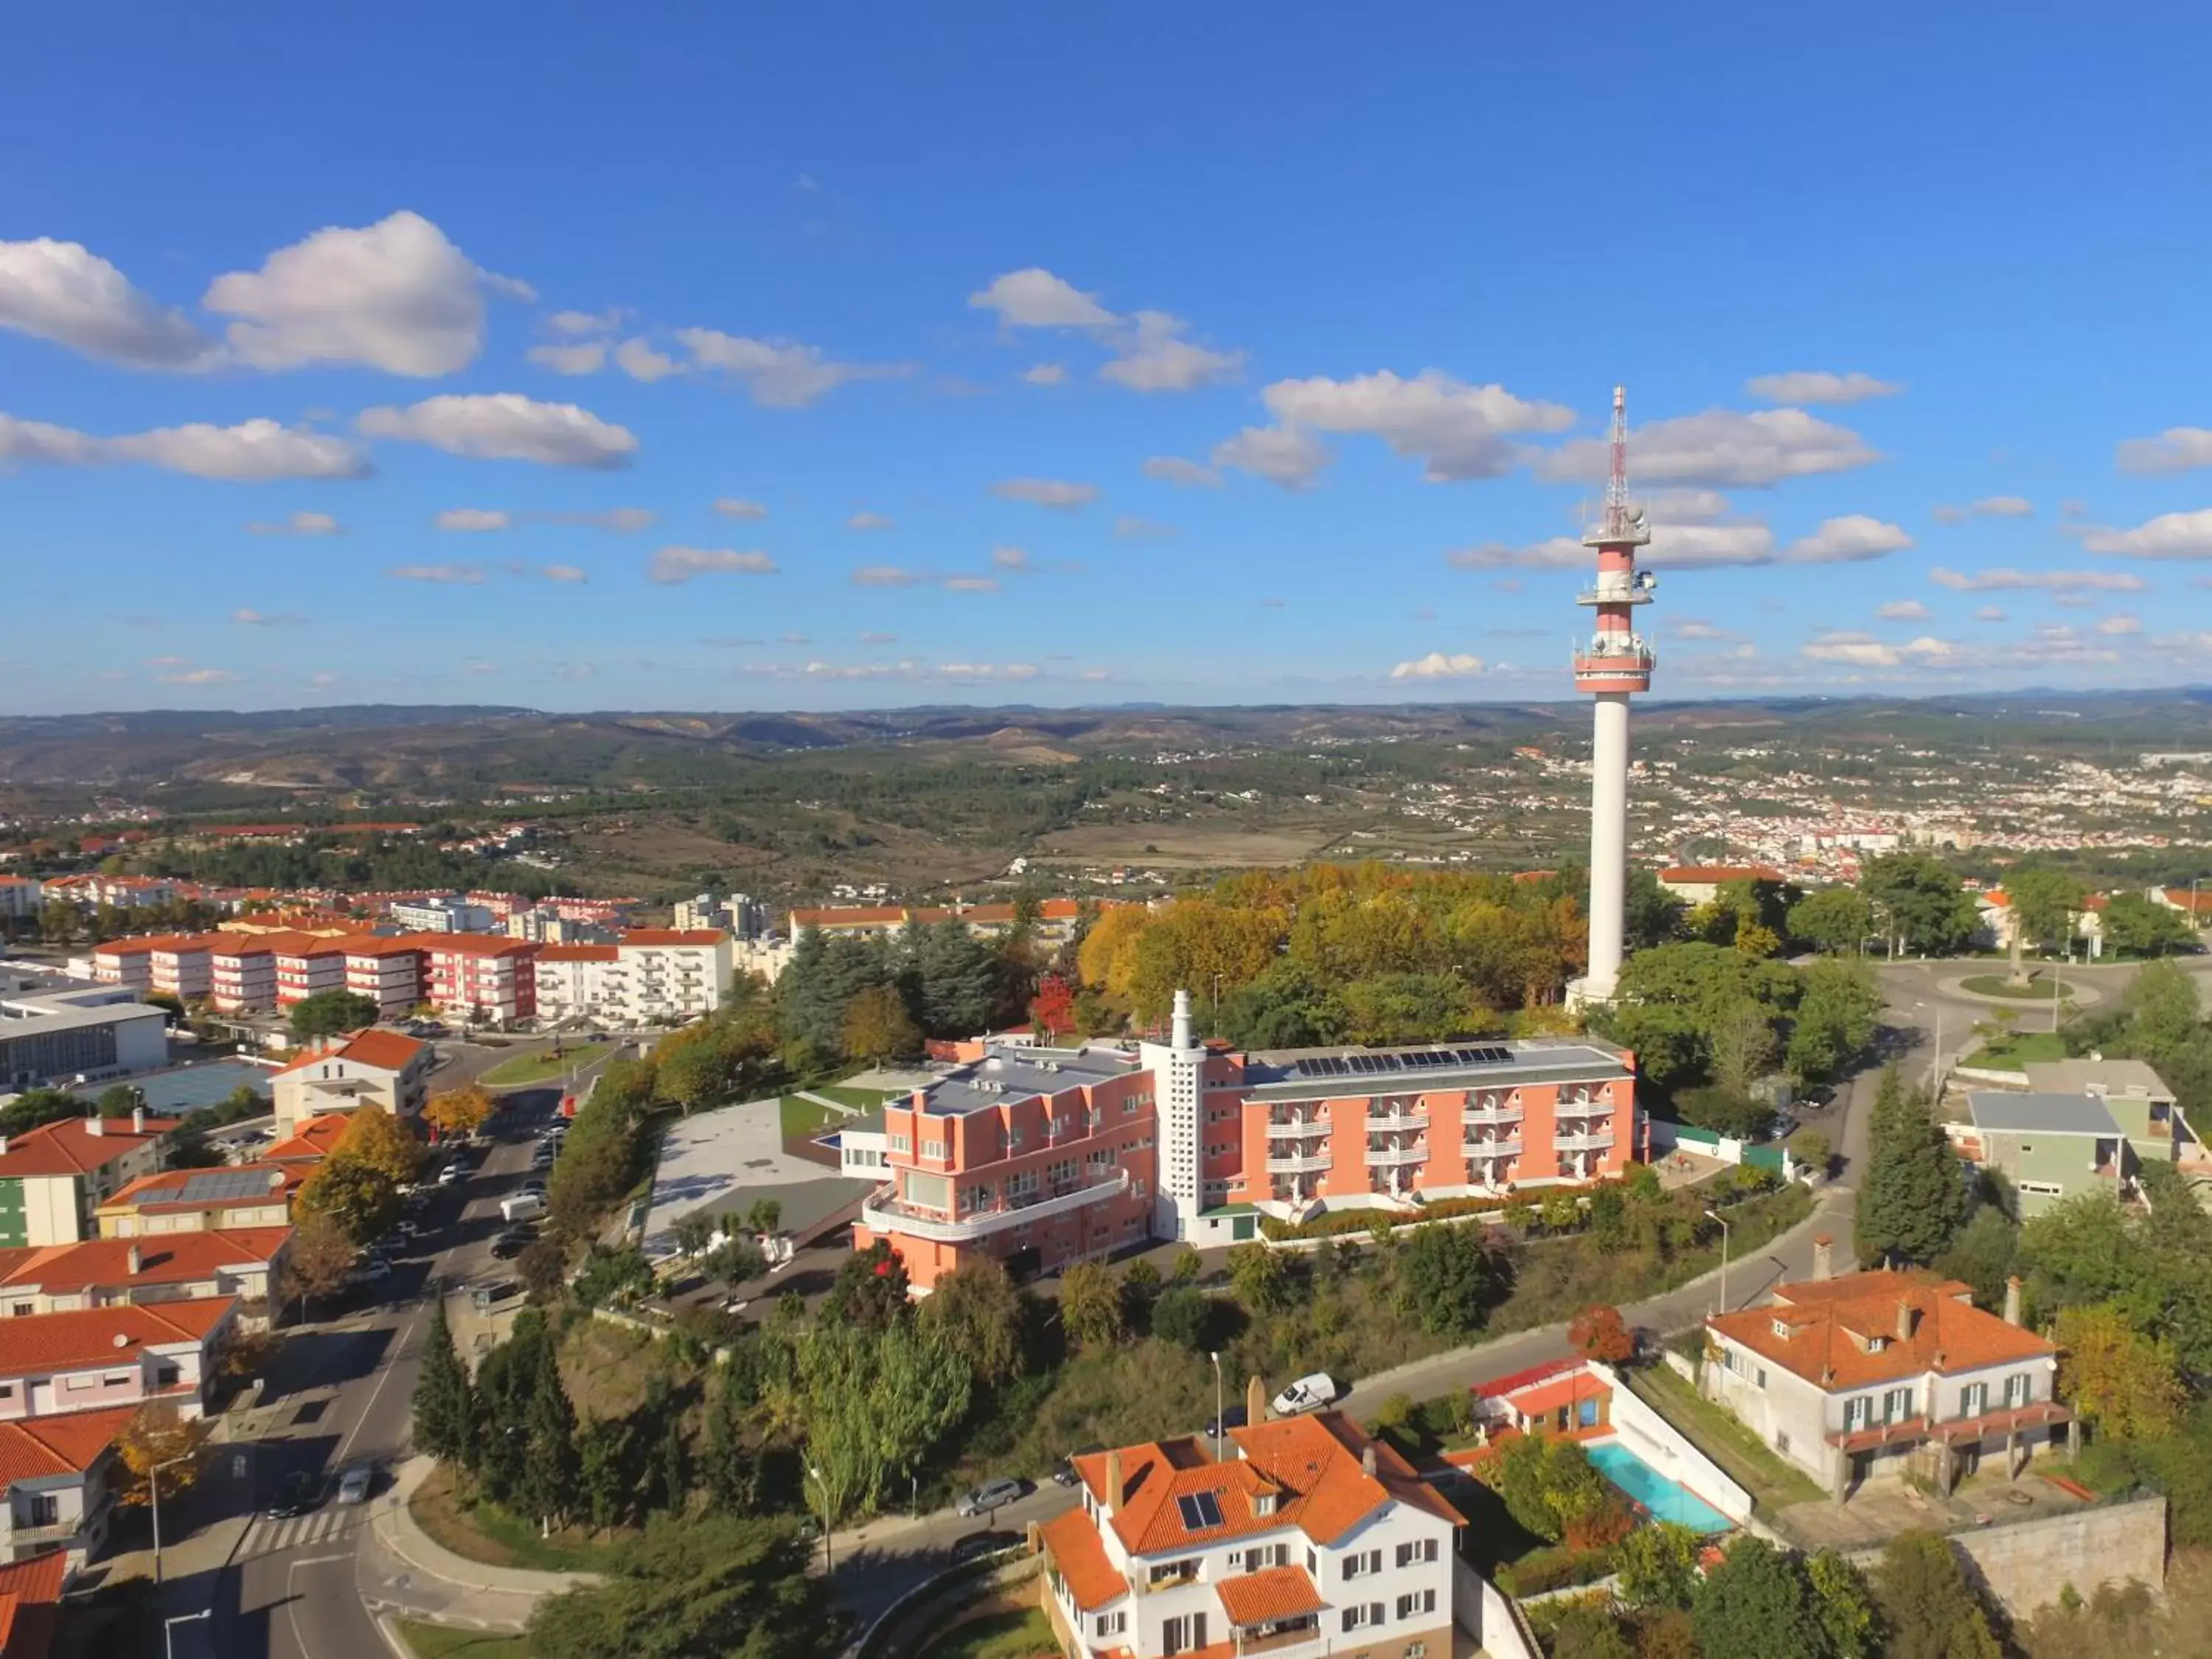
[857,990,1641,1292]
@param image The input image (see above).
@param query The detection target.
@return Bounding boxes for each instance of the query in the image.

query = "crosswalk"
[240,1509,359,1557]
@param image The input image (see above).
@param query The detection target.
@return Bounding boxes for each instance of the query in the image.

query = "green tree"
[1861,853,1980,956]
[1677,1085,1775,1141]
[1488,1434,1610,1543]
[1615,1520,1702,1610]
[2008,867,2090,957]
[1789,886,1874,956]
[1708,997,1781,1096]
[289,988,381,1041]
[921,1257,1026,1386]
[2053,1303,2186,1441]
[1855,1067,1968,1265]
[525,1513,830,1659]
[411,1298,475,1467]
[1060,1262,1126,1349]
[701,1371,757,1514]
[1691,1536,1831,1659]
[1806,1548,1881,1659]
[1227,1242,1292,1315]
[295,1155,399,1244]
[518,1339,580,1531]
[839,983,921,1064]
[1933,1206,2018,1310]
[1397,1222,1498,1336]
[2101,891,2194,958]
[821,1239,910,1329]
[655,1414,689,1517]
[796,1321,968,1526]
[1787,961,1883,1083]
[577,1415,637,1533]
[1871,1531,2002,1659]
[1151,1284,1211,1351]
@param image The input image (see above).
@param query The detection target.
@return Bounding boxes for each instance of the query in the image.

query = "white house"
[268,1030,431,1132]
[1703,1252,2067,1500]
[1037,1409,1462,1659]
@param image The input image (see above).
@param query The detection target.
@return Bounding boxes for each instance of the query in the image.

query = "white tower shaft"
[1585,693,1630,998]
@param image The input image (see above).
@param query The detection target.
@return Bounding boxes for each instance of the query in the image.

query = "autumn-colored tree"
[331,1105,423,1186]
[114,1403,211,1507]
[1029,975,1075,1042]
[840,984,921,1063]
[1060,1262,1126,1350]
[296,1155,399,1244]
[1568,1304,1635,1364]
[280,1211,365,1312]
[422,1084,493,1142]
[2055,1304,2186,1441]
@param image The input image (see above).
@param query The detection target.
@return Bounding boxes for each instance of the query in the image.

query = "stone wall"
[1848,1496,2166,1617]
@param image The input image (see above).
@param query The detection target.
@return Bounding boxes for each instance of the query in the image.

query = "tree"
[1615,1520,1702,1610]
[1787,961,1883,1084]
[331,1105,423,1186]
[1060,1262,1125,1349]
[921,1257,1026,1385]
[296,1155,400,1244]
[96,1084,143,1118]
[1569,1304,1635,1364]
[796,1321,968,1526]
[1227,1242,1292,1315]
[422,1085,493,1142]
[2101,891,2195,958]
[577,1415,637,1533]
[114,1404,211,1508]
[1806,1547,1881,1659]
[1790,886,1874,956]
[518,1340,580,1531]
[1691,1536,1831,1659]
[2008,868,2090,959]
[289,989,380,1041]
[1933,1205,2017,1310]
[1151,1284,1211,1351]
[412,1298,475,1467]
[1397,1222,1499,1336]
[655,1414,689,1517]
[1855,1067,1968,1266]
[519,1239,568,1303]
[821,1239,910,1329]
[1677,1085,1775,1141]
[2054,1303,2186,1441]
[1487,1434,1611,1543]
[672,1211,716,1260]
[1870,1531,2002,1659]
[280,1211,361,1314]
[1861,853,1980,957]
[525,1513,831,1659]
[1029,974,1076,1041]
[701,1372,757,1514]
[839,983,921,1064]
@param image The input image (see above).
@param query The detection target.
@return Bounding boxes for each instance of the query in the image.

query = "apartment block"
[0,1113,178,1248]
[0,1229,292,1316]
[1037,1411,1461,1659]
[532,931,734,1025]
[344,936,429,1018]
[420,936,538,1025]
[269,1031,430,1131]
[0,1407,139,1572]
[0,877,41,921]
[0,1298,234,1424]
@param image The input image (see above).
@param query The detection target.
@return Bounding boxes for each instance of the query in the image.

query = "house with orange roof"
[0,1405,144,1576]
[264,1116,352,1166]
[0,1113,178,1249]
[97,1166,298,1239]
[0,1228,292,1318]
[0,1543,68,1646]
[0,1298,234,1423]
[1654,866,1787,905]
[1036,1408,1463,1659]
[269,1029,430,1132]
[1701,1253,2067,1501]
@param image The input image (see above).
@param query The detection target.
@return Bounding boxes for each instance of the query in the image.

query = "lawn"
[480,1044,613,1088]
[1624,1363,1827,1515]
[398,1621,532,1659]
[917,1607,1060,1659]
[1959,974,2064,1001]
[778,1094,844,1139]
[408,1464,619,1573]
[1961,1029,2068,1071]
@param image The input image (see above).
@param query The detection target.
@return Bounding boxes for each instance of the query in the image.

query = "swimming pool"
[1587,1440,1733,1533]
[72,1058,272,1116]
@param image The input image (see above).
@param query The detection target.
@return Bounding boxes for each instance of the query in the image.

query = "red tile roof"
[0,1229,290,1294]
[619,929,725,947]
[0,1405,139,1486]
[536,944,620,962]
[0,1544,66,1659]
[0,1298,234,1374]
[1039,1506,1125,1610]
[266,1116,353,1162]
[1216,1565,1326,1627]
[271,1029,423,1077]
[343,936,429,958]
[0,1116,178,1180]
[418,935,536,959]
[1658,866,1785,884]
[1706,1267,2055,1391]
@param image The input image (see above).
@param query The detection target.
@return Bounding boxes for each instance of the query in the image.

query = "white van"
[499,1193,547,1223]
[1270,1372,1338,1417]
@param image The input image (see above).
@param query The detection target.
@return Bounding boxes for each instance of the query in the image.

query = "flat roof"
[0,990,166,1040]
[920,1045,1138,1116]
[1965,1091,2123,1137]
[2022,1058,2174,1100]
[1240,1038,1631,1100]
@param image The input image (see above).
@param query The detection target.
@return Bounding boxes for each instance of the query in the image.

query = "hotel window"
[2005,1373,2032,1408]
[1880,1386,1914,1423]
[1843,1396,1872,1430]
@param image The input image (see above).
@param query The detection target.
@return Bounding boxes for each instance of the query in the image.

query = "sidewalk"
[358,1456,595,1633]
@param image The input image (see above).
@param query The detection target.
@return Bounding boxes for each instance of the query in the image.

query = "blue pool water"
[72,1058,271,1116]
[1587,1441,1733,1534]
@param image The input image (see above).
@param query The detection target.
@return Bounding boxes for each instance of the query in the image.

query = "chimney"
[1104,1450,1124,1517]
[1247,1374,1266,1428]
[1812,1235,1833,1281]
[133,1107,147,1135]
[1896,1300,1916,1342]
[1361,1443,1377,1478]
[2003,1276,2023,1326]
[85,1113,103,1138]
[127,1244,141,1276]
[1171,989,1194,1051]
[0,1135,10,1157]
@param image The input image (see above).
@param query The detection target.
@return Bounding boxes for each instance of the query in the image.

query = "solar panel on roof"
[176,1169,274,1203]
[1177,1491,1224,1531]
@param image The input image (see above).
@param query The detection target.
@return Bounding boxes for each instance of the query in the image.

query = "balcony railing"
[860,1168,1130,1242]
[1365,1141,1427,1167]
[1231,1621,1325,1655]
[1267,1116,1328,1138]
[1365,1110,1425,1133]
[1267,1150,1333,1175]
[1466,1138,1524,1159]
[1556,1130,1615,1154]
[1463,1105,1524,1127]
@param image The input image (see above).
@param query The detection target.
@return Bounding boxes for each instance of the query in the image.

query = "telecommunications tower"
[1570,386,1657,1004]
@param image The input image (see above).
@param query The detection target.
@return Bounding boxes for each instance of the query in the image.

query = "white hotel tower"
[1569,386,1658,1004]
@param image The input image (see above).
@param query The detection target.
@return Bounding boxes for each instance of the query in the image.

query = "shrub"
[1498,1544,1621,1597]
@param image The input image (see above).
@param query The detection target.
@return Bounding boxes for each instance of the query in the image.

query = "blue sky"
[6,1,2211,714]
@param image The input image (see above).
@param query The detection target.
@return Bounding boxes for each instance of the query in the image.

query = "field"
[917,1607,1060,1659]
[1028,818,1355,870]
[1963,1030,2070,1070]
[1960,975,2065,1001]
[408,1465,616,1573]
[398,1623,531,1659]
[480,1044,612,1088]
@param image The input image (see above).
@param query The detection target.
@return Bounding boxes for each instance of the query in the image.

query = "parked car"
[1270,1372,1338,1417]
[951,1530,1020,1564]
[335,1465,372,1506]
[499,1193,546,1223]
[956,1477,1024,1518]
[470,1278,521,1310]
[355,1256,392,1284]
[436,1163,465,1186]
[1051,1443,1107,1486]
[1204,1405,1248,1439]
[267,1470,319,1518]
[491,1228,533,1259]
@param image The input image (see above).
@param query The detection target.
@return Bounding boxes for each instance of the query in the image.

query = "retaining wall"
[1844,1495,2166,1617]
[1454,1557,1541,1659]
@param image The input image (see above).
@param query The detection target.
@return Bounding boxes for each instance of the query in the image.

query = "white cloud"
[943,576,1000,593]
[990,477,1099,510]
[231,608,305,626]
[647,546,778,584]
[1539,407,1879,488]
[1391,652,1485,680]
[712,497,768,520]
[1212,425,1332,490]
[357,394,638,468]
[2071,508,2212,560]
[852,565,920,588]
[1641,487,1733,523]
[1934,495,2034,522]
[848,511,895,531]
[1930,565,2148,591]
[1744,371,1902,405]
[967,268,1116,330]
[542,563,588,583]
[1023,364,1065,386]
[1143,455,1220,488]
[2115,427,2212,475]
[1098,311,1243,393]
[1974,605,2007,622]
[1781,515,1913,563]
[1261,369,1573,482]
[386,563,488,584]
[1669,618,1740,640]
[1877,600,1931,620]
[526,341,607,375]
[548,307,622,336]
[545,507,656,532]
[246,510,344,536]
[674,328,911,407]
[936,661,1037,679]
[1801,625,2123,673]
[2097,613,2143,635]
[156,667,242,686]
[992,546,1030,571]
[0,237,214,368]
[0,411,368,480]
[1932,504,1967,525]
[1114,515,1177,539]
[860,631,897,644]
[1447,521,1781,571]
[433,507,512,532]
[614,337,682,383]
[202,211,526,376]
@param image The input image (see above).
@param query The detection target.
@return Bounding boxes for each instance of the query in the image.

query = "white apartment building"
[0,877,42,922]
[388,898,496,933]
[1703,1257,2068,1500]
[532,931,734,1025]
[268,1029,431,1131]
[1038,1411,1461,1659]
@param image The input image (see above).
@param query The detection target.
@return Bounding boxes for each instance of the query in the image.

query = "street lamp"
[164,1608,212,1658]
[1704,1209,1731,1317]
[1913,1000,1944,1096]
[1209,1350,1224,1458]
[150,1450,198,1587]
[805,1463,833,1573]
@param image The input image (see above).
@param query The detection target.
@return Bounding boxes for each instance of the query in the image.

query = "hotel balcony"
[1463,1104,1524,1128]
[1365,1140,1427,1167]
[1266,1114,1328,1138]
[1464,1136,1524,1159]
[1365,1109,1425,1133]
[1267,1149,1333,1175]
[860,1167,1130,1243]
[1555,1129,1616,1154]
